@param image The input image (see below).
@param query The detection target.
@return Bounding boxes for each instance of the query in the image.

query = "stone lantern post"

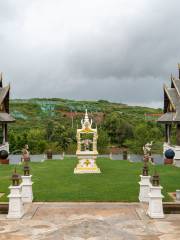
[147,172,164,218]
[7,169,24,219]
[21,162,33,203]
[139,156,151,202]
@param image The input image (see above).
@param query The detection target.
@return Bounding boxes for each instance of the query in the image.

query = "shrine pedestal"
[74,159,101,174]
[7,185,24,219]
[147,184,164,219]
[74,153,101,174]
[139,175,151,203]
[21,175,33,203]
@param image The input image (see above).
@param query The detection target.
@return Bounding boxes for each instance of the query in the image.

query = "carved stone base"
[7,185,24,219]
[74,159,101,174]
[147,184,164,219]
[21,175,33,203]
[139,175,151,203]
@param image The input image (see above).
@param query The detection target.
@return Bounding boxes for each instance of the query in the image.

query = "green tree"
[27,128,47,154]
[103,112,133,146]
[52,124,72,151]
[98,129,110,153]
[124,122,163,153]
[46,121,54,141]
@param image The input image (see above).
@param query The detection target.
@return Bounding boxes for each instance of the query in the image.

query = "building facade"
[158,64,180,166]
[0,73,15,152]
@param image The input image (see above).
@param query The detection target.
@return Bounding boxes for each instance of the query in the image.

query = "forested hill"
[8,98,163,154]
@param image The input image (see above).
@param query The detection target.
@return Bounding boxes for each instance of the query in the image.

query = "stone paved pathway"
[0,203,180,239]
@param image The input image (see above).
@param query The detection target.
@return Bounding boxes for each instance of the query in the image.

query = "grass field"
[0,158,179,202]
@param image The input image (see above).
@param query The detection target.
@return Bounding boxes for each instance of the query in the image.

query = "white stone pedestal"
[139,175,151,202]
[7,185,24,219]
[21,175,33,203]
[147,184,164,218]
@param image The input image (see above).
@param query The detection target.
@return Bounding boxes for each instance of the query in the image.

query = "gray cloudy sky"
[0,0,180,107]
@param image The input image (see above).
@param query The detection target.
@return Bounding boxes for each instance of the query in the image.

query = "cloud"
[0,0,180,108]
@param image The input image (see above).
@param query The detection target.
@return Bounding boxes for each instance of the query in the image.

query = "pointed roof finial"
[85,109,89,121]
[171,73,173,80]
[0,72,3,88]
[178,64,180,80]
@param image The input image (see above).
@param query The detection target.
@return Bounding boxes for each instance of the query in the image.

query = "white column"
[93,133,97,152]
[167,124,170,144]
[21,175,33,203]
[139,175,151,202]
[147,183,164,218]
[7,185,24,219]
[77,133,81,152]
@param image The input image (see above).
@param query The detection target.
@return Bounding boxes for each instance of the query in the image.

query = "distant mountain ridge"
[10,98,161,113]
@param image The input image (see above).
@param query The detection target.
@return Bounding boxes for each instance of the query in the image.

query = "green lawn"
[0,158,179,202]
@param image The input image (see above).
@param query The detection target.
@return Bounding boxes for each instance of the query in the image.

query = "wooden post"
[165,124,171,143]
[2,124,5,144]
[168,124,171,144]
[165,124,168,143]
[5,124,8,142]
[176,124,180,146]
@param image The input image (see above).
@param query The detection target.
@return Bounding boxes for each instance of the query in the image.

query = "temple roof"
[158,112,175,123]
[0,112,15,122]
[164,86,179,110]
[158,65,180,123]
[172,78,180,96]
[0,85,10,105]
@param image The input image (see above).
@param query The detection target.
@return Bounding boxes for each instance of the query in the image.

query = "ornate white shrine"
[74,109,100,174]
